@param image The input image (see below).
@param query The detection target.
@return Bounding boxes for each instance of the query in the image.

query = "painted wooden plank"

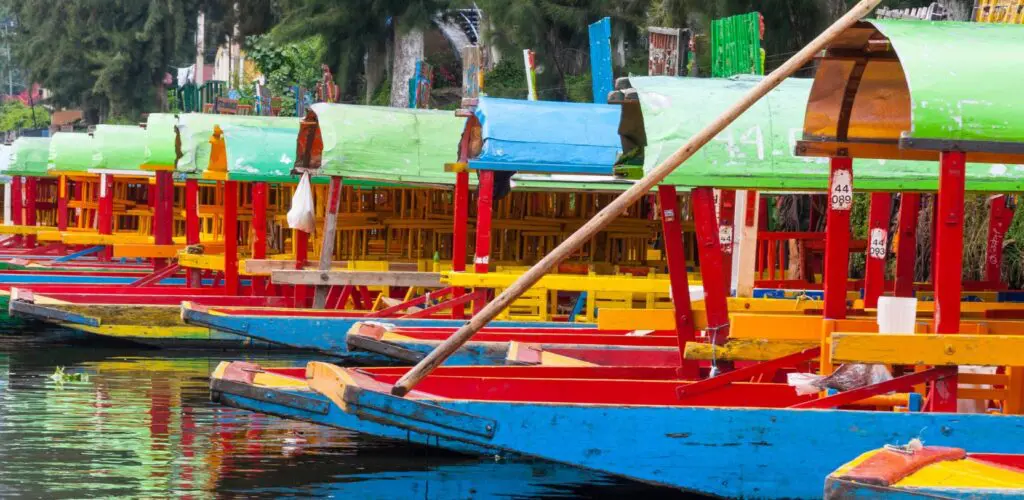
[684,338,819,361]
[831,333,1024,366]
[178,253,230,272]
[113,244,184,259]
[0,225,41,235]
[243,259,346,275]
[272,270,444,288]
[8,300,101,327]
[443,271,672,293]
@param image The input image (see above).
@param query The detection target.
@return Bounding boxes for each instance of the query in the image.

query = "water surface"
[0,328,683,498]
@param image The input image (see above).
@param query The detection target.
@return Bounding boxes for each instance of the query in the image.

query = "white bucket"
[877,297,918,334]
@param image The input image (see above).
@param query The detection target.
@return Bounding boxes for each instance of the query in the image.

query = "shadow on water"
[0,326,689,499]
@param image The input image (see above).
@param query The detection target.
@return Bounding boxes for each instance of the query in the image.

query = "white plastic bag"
[287,173,316,233]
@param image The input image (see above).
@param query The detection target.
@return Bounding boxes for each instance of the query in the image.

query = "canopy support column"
[893,193,919,297]
[293,229,309,307]
[823,157,852,319]
[451,171,470,319]
[657,185,698,378]
[929,150,965,412]
[57,175,68,232]
[97,174,114,261]
[153,170,174,270]
[10,176,22,247]
[24,176,37,248]
[693,187,732,374]
[718,189,736,289]
[185,178,201,287]
[472,170,494,314]
[986,194,1013,286]
[734,190,760,297]
[3,182,11,227]
[223,180,239,295]
[313,177,343,309]
[863,192,891,308]
[251,182,268,295]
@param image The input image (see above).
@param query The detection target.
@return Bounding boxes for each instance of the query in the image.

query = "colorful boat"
[825,444,1024,499]
[212,19,1024,499]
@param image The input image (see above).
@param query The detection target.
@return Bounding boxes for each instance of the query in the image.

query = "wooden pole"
[251,182,268,295]
[293,229,309,307]
[863,192,891,308]
[928,151,965,412]
[718,189,736,288]
[472,170,494,313]
[893,192,919,297]
[313,176,343,308]
[823,157,852,319]
[390,0,884,397]
[24,176,37,248]
[986,194,1012,286]
[656,185,697,378]
[692,187,732,368]
[10,177,22,247]
[97,174,114,261]
[451,171,470,319]
[224,180,239,295]
[153,170,175,269]
[57,175,68,231]
[735,190,760,297]
[185,178,201,287]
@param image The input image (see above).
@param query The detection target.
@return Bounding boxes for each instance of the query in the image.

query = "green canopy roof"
[220,123,302,182]
[176,114,299,179]
[307,103,631,191]
[91,125,149,172]
[47,132,95,174]
[632,75,1024,192]
[311,103,464,185]
[143,113,179,169]
[7,137,52,177]
[799,20,1024,163]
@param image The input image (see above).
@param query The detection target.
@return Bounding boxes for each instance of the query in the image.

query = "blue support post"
[588,17,613,104]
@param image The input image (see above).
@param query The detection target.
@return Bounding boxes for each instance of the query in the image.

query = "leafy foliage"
[0,100,48,132]
[245,34,324,94]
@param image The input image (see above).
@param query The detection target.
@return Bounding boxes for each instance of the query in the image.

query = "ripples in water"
[0,331,684,498]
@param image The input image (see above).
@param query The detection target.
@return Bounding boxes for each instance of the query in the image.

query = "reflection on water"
[0,331,682,498]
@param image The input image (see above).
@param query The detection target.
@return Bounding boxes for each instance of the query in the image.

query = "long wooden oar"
[392,0,883,397]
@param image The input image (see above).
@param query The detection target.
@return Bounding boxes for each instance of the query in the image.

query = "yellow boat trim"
[73,324,209,339]
[896,457,1024,489]
[832,333,1024,366]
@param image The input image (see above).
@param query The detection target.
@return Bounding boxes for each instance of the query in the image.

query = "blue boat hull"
[182,306,591,359]
[333,386,1024,499]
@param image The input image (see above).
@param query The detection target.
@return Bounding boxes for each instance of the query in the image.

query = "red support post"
[823,157,853,319]
[185,178,201,287]
[294,229,309,307]
[893,192,920,297]
[97,174,114,261]
[986,195,1013,286]
[863,192,891,308]
[251,182,268,295]
[692,187,731,353]
[24,176,37,248]
[57,175,68,231]
[657,185,699,379]
[929,150,966,412]
[472,170,495,313]
[11,176,22,247]
[718,189,736,287]
[153,170,175,270]
[451,171,470,319]
[223,180,239,295]
[930,196,938,285]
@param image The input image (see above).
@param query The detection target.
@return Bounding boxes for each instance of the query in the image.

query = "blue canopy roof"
[469,97,621,175]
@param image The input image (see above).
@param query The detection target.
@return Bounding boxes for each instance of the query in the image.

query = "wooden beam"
[684,338,819,362]
[272,270,444,288]
[831,333,1024,366]
[113,244,185,259]
[314,176,343,308]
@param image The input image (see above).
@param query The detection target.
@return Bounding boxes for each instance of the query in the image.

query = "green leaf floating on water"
[49,366,90,385]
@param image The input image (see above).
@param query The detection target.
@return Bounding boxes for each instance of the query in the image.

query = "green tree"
[0,100,48,132]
